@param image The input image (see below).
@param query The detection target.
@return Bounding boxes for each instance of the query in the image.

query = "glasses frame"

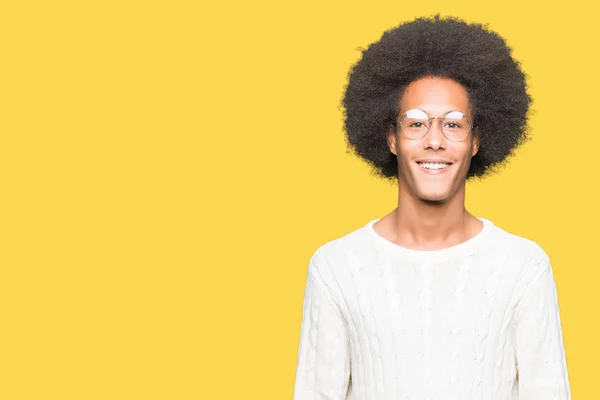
[395,108,475,142]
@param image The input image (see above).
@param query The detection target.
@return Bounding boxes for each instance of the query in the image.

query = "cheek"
[397,140,419,160]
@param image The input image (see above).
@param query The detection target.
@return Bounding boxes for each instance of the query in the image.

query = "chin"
[420,195,448,204]
[416,190,452,203]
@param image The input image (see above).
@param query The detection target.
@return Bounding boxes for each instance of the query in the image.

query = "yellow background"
[0,0,595,398]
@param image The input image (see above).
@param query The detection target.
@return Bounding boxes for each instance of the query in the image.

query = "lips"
[415,158,453,164]
[416,161,453,173]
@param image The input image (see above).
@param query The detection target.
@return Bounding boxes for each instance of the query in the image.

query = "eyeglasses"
[396,109,474,142]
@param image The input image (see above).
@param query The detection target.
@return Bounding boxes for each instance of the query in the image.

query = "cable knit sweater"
[293,217,571,400]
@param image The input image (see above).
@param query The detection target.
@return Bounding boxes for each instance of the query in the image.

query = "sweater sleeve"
[512,258,571,399]
[293,257,351,400]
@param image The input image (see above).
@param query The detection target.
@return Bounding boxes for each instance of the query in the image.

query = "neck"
[389,182,477,250]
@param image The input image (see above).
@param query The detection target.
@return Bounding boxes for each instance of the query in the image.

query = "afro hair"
[342,15,532,181]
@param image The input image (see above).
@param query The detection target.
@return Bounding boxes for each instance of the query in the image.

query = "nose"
[425,118,446,150]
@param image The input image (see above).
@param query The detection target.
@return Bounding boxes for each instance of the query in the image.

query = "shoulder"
[487,221,550,266]
[307,221,371,283]
[486,221,553,303]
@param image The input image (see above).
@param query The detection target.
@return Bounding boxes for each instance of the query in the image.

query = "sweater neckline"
[364,216,494,264]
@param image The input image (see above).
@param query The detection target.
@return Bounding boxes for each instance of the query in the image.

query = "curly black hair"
[342,15,532,181]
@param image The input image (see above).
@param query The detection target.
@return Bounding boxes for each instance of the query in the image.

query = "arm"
[513,258,571,399]
[293,257,351,400]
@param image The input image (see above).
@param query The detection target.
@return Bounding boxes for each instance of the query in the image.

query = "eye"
[410,121,425,128]
[444,121,463,129]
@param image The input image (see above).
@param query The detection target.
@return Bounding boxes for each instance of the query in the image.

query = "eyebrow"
[399,108,471,118]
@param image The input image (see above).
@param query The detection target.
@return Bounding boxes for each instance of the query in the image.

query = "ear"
[471,127,480,157]
[387,123,397,156]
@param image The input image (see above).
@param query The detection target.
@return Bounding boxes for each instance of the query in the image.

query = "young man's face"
[387,76,480,203]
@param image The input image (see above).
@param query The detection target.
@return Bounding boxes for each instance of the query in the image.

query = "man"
[293,15,571,400]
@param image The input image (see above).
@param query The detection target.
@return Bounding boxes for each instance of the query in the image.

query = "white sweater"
[293,217,571,400]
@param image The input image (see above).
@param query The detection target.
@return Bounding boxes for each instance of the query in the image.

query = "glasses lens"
[400,109,429,139]
[442,111,471,141]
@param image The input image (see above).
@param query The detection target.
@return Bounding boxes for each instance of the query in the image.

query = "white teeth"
[418,162,450,170]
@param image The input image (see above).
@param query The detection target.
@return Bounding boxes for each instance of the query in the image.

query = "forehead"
[399,77,472,117]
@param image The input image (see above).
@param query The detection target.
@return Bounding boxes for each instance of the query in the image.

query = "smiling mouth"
[416,162,452,171]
